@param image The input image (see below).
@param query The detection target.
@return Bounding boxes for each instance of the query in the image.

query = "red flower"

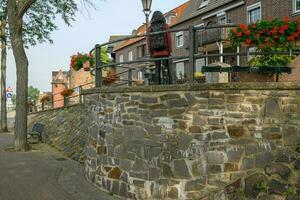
[297,26,300,31]
[244,29,251,36]
[279,28,285,34]
[281,25,288,30]
[245,38,252,45]
[287,36,295,41]
[239,23,247,30]
[236,32,243,37]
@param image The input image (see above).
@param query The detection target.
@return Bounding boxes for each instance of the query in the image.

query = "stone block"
[255,152,274,168]
[120,159,132,171]
[132,180,145,187]
[132,157,148,172]
[268,179,289,195]
[211,131,229,140]
[265,164,291,180]
[241,158,254,171]
[207,165,222,174]
[168,108,186,116]
[245,145,257,156]
[224,163,239,172]
[119,182,128,198]
[245,173,268,199]
[178,134,193,151]
[205,151,227,165]
[226,95,244,103]
[160,93,181,101]
[227,126,246,138]
[168,187,179,199]
[120,172,129,183]
[227,148,243,163]
[189,126,202,133]
[284,126,298,146]
[275,149,295,163]
[108,167,122,179]
[141,97,158,104]
[111,181,120,195]
[149,167,161,181]
[185,178,206,191]
[192,116,207,125]
[208,98,225,106]
[265,98,281,117]
[166,98,188,108]
[173,159,191,178]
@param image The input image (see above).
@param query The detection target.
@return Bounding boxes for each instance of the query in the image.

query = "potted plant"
[60,88,74,97]
[70,53,95,71]
[40,95,50,103]
[228,18,300,73]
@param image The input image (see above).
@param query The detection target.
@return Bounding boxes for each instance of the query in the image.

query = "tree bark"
[1,15,9,133]
[7,0,29,151]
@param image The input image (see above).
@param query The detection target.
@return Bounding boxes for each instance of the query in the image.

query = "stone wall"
[83,83,300,200]
[28,104,87,163]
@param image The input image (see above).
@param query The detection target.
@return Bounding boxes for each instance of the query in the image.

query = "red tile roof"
[114,0,190,51]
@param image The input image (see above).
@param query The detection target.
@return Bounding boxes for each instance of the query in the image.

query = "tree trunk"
[7,0,29,151]
[1,16,9,133]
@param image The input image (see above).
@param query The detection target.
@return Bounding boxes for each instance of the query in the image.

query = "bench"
[27,123,45,143]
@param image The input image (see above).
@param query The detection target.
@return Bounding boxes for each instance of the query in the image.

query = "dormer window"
[165,12,176,25]
[199,0,209,9]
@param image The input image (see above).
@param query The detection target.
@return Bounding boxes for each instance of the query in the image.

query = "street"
[0,133,118,200]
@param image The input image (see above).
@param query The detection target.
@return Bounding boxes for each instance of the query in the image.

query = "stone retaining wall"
[28,104,87,163]
[83,83,300,200]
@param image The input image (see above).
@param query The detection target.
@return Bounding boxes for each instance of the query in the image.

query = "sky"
[6,0,188,93]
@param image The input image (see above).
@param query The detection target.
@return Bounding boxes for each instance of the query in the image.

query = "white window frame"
[119,54,124,63]
[199,0,209,9]
[247,2,261,24]
[137,71,143,80]
[217,12,227,24]
[176,31,184,48]
[176,62,185,79]
[128,51,133,62]
[294,0,300,13]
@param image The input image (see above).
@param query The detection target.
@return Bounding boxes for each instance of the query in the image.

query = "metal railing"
[28,81,95,113]
[89,24,300,88]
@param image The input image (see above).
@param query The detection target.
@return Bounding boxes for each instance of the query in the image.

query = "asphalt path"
[0,133,118,200]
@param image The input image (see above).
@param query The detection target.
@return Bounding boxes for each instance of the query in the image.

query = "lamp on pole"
[141,0,152,85]
[141,0,152,29]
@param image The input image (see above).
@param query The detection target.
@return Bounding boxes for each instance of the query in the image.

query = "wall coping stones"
[81,82,300,95]
[28,103,85,115]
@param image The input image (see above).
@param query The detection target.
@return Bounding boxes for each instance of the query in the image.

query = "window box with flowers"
[70,53,95,71]
[60,89,74,97]
[228,18,300,73]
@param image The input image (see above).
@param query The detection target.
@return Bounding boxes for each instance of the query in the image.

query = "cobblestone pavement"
[0,133,119,200]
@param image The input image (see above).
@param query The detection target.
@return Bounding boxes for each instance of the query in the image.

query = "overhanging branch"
[17,0,36,19]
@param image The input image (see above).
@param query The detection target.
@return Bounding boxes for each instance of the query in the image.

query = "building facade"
[171,0,300,82]
[51,70,68,108]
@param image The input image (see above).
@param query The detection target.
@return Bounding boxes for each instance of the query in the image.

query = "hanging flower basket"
[40,95,50,103]
[70,53,95,71]
[83,61,91,71]
[60,89,74,97]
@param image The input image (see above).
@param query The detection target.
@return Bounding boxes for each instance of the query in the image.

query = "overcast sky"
[6,0,187,93]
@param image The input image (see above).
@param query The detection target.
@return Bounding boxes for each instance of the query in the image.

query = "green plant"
[248,47,295,67]
[229,18,300,48]
[70,53,95,71]
[283,186,296,195]
[256,181,269,193]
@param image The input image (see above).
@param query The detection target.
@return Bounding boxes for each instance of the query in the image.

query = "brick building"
[113,1,190,84]
[51,70,68,108]
[171,0,300,82]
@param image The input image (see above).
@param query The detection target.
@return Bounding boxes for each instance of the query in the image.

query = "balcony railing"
[197,27,229,46]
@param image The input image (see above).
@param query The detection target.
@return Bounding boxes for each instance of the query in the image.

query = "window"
[119,54,124,63]
[128,51,133,62]
[176,32,184,48]
[195,58,205,73]
[217,12,227,24]
[247,2,261,24]
[248,47,257,61]
[137,71,143,80]
[294,0,300,13]
[176,62,185,79]
[199,0,209,9]
[137,45,146,58]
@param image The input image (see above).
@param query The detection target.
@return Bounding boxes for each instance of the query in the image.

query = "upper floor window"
[137,44,146,58]
[294,0,300,13]
[128,51,133,62]
[176,31,184,48]
[217,12,227,24]
[199,0,209,9]
[119,54,124,63]
[247,2,261,24]
[176,62,185,79]
[137,71,143,80]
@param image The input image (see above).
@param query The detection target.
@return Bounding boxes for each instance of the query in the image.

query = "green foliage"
[11,94,16,105]
[249,47,295,67]
[28,86,40,101]
[256,181,269,193]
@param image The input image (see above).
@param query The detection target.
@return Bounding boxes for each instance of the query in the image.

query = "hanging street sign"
[6,87,13,93]
[6,93,12,98]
